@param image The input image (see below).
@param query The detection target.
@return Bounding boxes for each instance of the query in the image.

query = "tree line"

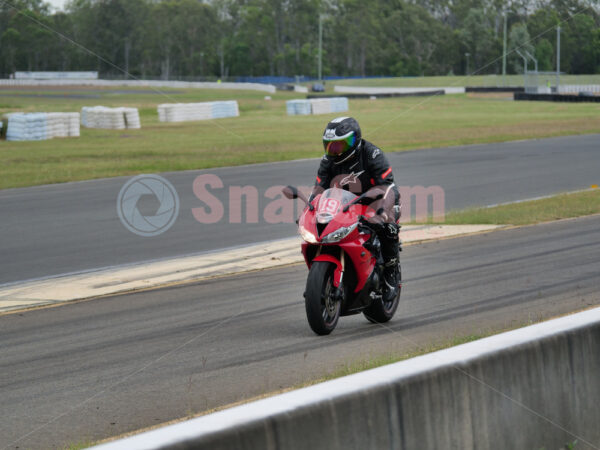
[1,0,598,80]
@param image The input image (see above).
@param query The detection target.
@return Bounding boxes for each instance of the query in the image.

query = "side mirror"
[282,185,298,200]
[282,185,314,211]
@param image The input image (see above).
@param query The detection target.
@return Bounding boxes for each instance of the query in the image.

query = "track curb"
[0,225,503,315]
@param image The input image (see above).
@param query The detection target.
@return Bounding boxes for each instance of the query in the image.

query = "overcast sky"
[46,0,67,11]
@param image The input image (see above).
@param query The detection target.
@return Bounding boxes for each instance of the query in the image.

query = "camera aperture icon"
[117,174,180,237]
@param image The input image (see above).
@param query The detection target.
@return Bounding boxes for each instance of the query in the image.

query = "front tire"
[364,262,401,324]
[305,262,341,335]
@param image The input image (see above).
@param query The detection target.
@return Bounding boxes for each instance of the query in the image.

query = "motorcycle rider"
[310,117,401,303]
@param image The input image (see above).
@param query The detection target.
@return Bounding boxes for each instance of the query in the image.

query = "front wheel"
[364,263,401,324]
[305,261,341,335]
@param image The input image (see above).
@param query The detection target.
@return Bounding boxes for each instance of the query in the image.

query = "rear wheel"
[305,262,341,335]
[364,262,401,324]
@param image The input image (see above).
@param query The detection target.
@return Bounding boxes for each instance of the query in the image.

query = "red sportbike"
[283,186,401,335]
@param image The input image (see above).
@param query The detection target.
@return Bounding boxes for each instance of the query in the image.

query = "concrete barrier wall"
[307,91,445,99]
[333,85,465,95]
[93,307,600,450]
[515,92,600,103]
[0,79,276,93]
[558,84,600,94]
[465,86,524,93]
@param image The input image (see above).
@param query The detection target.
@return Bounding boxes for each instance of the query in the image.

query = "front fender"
[312,254,343,287]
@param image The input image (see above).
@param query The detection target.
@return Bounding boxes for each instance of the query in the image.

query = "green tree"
[535,38,554,71]
[0,27,21,73]
[170,0,218,77]
[380,1,457,76]
[68,0,148,77]
[458,8,498,74]
[565,13,599,74]
[0,0,598,79]
[508,23,534,73]
[144,1,178,79]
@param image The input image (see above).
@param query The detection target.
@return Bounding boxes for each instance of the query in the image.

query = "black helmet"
[322,117,362,164]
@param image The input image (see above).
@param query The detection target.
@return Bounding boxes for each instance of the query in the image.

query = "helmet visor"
[323,133,356,157]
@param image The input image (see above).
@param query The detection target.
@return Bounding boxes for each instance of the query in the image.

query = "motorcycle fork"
[338,249,345,284]
[333,249,345,302]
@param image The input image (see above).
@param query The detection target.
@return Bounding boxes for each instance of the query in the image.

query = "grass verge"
[328,74,600,88]
[301,332,490,385]
[1,86,599,189]
[436,188,600,226]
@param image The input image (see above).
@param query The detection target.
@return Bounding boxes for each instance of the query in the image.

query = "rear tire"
[305,262,341,335]
[364,262,401,324]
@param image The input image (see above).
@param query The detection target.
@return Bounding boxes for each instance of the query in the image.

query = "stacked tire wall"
[286,97,349,115]
[81,107,141,129]
[5,113,80,141]
[157,101,239,122]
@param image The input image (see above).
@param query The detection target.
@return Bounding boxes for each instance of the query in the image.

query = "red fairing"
[299,190,377,293]
[341,237,375,293]
[312,254,343,287]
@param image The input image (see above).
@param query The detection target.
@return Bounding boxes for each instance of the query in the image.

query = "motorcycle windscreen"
[315,188,358,224]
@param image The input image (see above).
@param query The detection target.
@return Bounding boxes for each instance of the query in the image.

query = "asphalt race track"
[1,215,599,449]
[1,134,599,285]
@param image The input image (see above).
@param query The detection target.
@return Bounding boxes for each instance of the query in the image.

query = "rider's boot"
[381,223,400,303]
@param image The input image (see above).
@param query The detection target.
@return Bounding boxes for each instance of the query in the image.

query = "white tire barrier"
[5,112,80,141]
[329,97,350,112]
[309,98,332,115]
[14,71,98,80]
[157,101,239,122]
[47,112,81,137]
[286,100,312,115]
[0,79,276,93]
[286,97,349,116]
[81,107,141,129]
[558,84,600,94]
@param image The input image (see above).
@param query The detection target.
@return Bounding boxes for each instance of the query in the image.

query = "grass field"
[1,85,599,189]
[438,188,600,225]
[328,74,600,88]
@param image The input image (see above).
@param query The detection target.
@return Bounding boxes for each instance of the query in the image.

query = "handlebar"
[342,192,384,213]
[357,215,374,234]
[357,215,388,236]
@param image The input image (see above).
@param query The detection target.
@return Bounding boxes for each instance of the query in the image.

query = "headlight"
[299,225,319,244]
[321,222,358,243]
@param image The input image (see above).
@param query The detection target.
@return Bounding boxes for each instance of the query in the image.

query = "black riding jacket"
[312,139,400,222]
